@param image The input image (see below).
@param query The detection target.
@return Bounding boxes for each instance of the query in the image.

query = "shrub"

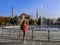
[29,19,35,25]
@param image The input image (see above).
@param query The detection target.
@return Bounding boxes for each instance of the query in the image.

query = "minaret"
[12,6,14,18]
[36,11,38,19]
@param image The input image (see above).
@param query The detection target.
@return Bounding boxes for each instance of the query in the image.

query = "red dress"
[23,25,27,32]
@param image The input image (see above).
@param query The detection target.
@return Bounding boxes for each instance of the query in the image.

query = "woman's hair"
[22,20,27,25]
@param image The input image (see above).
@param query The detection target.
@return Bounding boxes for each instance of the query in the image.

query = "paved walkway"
[0,30,60,45]
[0,37,60,45]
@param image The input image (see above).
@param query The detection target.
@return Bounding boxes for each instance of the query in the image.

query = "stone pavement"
[0,30,60,45]
[0,37,60,45]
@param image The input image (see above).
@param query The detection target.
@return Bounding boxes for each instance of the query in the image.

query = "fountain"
[40,4,43,28]
[34,3,60,31]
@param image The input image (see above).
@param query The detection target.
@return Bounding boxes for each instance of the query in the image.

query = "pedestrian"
[22,20,28,43]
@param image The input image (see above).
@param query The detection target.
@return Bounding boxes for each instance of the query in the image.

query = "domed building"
[18,13,32,24]
[18,13,31,19]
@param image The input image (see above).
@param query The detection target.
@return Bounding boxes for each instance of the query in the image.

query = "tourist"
[22,20,28,43]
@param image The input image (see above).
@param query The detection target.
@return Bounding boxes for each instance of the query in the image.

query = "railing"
[28,26,60,41]
[1,25,60,41]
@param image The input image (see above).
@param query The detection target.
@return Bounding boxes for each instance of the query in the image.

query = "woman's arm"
[24,23,28,27]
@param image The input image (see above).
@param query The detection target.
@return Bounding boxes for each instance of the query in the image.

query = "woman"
[22,20,27,42]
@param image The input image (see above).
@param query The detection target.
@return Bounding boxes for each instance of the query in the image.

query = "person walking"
[22,20,27,43]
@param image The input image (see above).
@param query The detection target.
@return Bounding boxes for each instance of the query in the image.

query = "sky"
[42,0,60,19]
[0,0,40,18]
[0,0,60,19]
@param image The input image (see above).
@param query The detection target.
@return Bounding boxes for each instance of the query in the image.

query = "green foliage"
[57,17,60,25]
[57,17,60,22]
[14,15,18,25]
[47,19,53,25]
[29,19,35,25]
[37,17,41,25]
[10,16,18,25]
[10,18,15,25]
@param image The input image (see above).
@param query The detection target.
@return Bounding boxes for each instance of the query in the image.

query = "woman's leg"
[23,32,25,41]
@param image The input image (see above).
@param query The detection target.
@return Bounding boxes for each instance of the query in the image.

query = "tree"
[37,17,41,25]
[4,17,11,25]
[10,18,15,25]
[46,19,53,25]
[10,15,18,25]
[57,17,60,25]
[14,15,18,25]
[29,19,35,25]
[46,19,51,25]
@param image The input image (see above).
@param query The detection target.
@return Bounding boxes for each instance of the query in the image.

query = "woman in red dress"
[22,20,27,42]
